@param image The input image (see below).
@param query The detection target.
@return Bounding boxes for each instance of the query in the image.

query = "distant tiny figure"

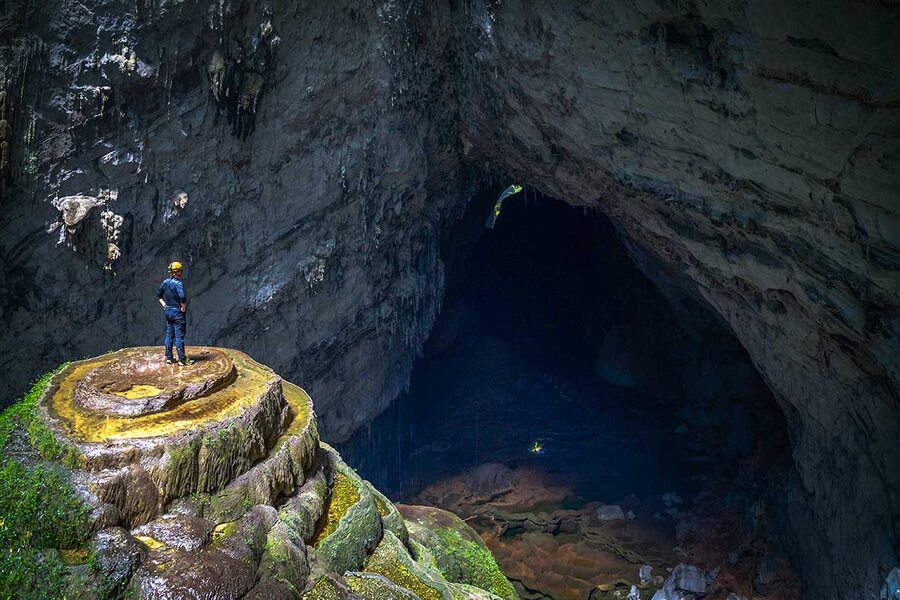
[157,261,194,366]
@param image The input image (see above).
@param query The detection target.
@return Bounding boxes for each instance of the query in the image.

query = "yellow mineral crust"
[42,347,278,443]
[113,384,164,399]
[281,381,314,439]
[135,535,168,551]
[311,471,362,547]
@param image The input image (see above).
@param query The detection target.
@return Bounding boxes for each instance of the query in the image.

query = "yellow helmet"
[168,261,183,273]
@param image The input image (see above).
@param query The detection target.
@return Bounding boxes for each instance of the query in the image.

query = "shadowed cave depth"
[341,187,798,599]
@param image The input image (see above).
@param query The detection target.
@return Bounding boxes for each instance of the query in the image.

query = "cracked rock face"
[1,0,898,597]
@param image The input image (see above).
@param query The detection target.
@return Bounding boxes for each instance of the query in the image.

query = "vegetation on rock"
[312,471,361,545]
[0,368,89,599]
[363,531,451,600]
[400,505,517,600]
[0,352,516,599]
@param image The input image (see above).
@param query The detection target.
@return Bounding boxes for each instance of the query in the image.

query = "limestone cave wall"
[447,2,900,597]
[1,0,898,597]
[0,0,466,441]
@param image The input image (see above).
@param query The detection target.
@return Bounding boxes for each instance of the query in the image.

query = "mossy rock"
[253,464,327,595]
[363,531,455,600]
[257,519,310,592]
[398,505,517,600]
[409,538,441,572]
[244,577,302,600]
[302,574,355,599]
[38,348,286,527]
[204,383,319,524]
[276,464,328,545]
[0,368,92,599]
[309,445,382,575]
[363,480,409,546]
[451,583,506,600]
[345,572,419,599]
[128,505,277,598]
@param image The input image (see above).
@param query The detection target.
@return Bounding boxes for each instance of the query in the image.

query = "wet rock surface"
[74,347,235,416]
[1,0,898,597]
[398,504,518,600]
[2,347,514,598]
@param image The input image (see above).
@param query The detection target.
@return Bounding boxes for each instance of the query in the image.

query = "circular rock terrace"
[74,347,236,417]
[40,346,318,527]
[30,347,515,599]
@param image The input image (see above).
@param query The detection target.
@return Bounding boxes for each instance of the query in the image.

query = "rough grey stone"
[596,504,626,521]
[652,564,707,600]
[882,567,900,600]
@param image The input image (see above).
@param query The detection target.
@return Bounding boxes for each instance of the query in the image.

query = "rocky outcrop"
[399,504,518,600]
[0,347,514,598]
[1,0,898,597]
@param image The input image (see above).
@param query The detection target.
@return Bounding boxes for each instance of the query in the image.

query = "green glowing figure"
[485,184,524,229]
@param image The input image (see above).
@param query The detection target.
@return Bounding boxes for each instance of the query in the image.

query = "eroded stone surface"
[310,445,384,577]
[5,348,512,598]
[74,347,235,416]
[42,347,279,444]
[363,531,455,600]
[398,504,518,600]
[38,347,291,525]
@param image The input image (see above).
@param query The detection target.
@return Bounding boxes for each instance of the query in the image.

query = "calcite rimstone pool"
[43,347,275,442]
[72,347,236,417]
[20,347,512,598]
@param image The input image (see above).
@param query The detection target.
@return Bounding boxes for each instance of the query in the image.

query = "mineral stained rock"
[0,348,515,599]
[1,0,898,597]
[398,504,519,600]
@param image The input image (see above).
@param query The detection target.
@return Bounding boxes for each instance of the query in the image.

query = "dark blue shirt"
[158,277,186,308]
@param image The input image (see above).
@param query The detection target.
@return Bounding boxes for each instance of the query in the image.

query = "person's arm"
[158,282,166,309]
[178,281,187,313]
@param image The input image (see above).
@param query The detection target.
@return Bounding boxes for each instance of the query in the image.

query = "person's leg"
[174,314,186,361]
[164,315,175,360]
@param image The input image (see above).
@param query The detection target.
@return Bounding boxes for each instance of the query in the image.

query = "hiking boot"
[178,358,195,366]
[165,357,176,365]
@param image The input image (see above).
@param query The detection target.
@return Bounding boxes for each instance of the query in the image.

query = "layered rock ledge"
[0,347,515,599]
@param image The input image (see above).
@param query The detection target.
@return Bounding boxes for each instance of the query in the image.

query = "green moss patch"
[311,471,361,546]
[373,490,390,517]
[0,366,80,467]
[399,505,517,600]
[302,575,347,599]
[0,368,90,599]
[345,572,419,599]
[364,480,409,545]
[309,445,382,575]
[363,532,453,600]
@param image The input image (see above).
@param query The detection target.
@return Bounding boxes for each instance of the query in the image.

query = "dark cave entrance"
[341,186,795,598]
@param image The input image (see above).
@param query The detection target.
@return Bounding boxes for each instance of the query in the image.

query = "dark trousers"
[164,308,186,360]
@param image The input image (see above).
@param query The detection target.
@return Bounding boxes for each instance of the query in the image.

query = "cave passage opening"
[341,184,794,597]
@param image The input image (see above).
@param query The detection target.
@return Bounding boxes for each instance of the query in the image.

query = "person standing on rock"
[157,261,195,366]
